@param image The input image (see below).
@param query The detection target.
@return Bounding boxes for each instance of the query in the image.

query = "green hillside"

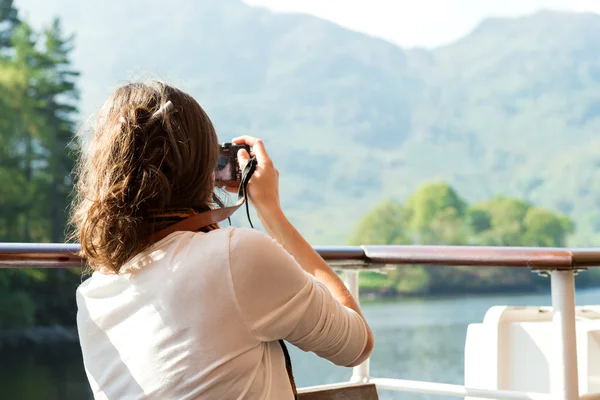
[18,0,600,246]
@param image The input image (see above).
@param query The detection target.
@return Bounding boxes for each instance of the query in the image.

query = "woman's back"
[72,80,374,399]
[77,228,368,400]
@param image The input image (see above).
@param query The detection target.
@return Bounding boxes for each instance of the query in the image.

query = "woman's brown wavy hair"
[70,80,219,274]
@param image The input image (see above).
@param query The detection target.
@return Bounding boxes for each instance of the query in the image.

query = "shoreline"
[358,286,549,301]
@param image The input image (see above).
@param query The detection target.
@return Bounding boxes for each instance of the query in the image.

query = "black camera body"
[215,143,251,184]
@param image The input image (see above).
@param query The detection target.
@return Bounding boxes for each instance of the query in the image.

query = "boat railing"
[1,243,599,400]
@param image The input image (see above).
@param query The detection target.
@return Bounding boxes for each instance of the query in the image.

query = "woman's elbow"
[346,330,375,367]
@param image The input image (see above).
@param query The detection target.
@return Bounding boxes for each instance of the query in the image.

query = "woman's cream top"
[76,227,368,399]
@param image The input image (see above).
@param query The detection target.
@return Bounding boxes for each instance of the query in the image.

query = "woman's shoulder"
[227,227,286,255]
[176,227,282,266]
[184,226,267,247]
[226,227,307,286]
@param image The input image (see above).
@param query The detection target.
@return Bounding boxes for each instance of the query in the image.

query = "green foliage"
[468,197,532,246]
[467,197,576,247]
[0,16,78,242]
[348,182,471,246]
[350,181,579,296]
[392,266,430,295]
[523,208,574,247]
[347,201,408,245]
[0,291,35,330]
[0,0,19,50]
[406,182,467,230]
[358,272,391,291]
[407,182,467,244]
[0,5,80,332]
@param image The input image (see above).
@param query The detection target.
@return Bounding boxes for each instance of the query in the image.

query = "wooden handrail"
[298,383,379,399]
[1,243,599,269]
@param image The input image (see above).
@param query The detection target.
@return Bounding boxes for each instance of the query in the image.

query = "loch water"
[3,288,599,400]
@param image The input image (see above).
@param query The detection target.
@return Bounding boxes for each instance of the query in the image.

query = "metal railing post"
[550,270,579,400]
[345,270,370,383]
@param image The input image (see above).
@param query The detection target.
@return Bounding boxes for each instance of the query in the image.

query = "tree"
[467,208,491,234]
[468,196,574,247]
[405,182,468,245]
[523,207,574,247]
[0,15,80,331]
[468,196,531,246]
[1,20,79,242]
[10,21,44,242]
[0,0,19,51]
[347,181,581,297]
[347,200,409,245]
[348,200,418,295]
[0,60,28,240]
[35,18,79,242]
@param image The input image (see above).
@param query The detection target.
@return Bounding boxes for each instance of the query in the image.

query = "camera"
[215,143,251,185]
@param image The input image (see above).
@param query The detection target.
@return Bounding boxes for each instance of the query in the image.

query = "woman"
[72,80,374,399]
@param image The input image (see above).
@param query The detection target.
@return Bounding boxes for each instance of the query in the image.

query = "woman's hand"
[232,136,281,216]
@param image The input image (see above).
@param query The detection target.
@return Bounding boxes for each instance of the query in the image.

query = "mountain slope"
[21,1,600,245]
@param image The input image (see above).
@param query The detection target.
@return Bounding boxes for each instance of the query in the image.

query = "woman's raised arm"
[232,136,375,366]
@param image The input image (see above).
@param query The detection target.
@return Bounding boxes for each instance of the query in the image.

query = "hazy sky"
[244,0,600,48]
[13,0,600,49]
[11,0,600,116]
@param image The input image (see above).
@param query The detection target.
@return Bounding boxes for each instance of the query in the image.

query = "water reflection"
[0,343,92,400]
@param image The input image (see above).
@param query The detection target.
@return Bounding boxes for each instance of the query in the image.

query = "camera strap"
[147,156,298,399]
[149,157,257,243]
